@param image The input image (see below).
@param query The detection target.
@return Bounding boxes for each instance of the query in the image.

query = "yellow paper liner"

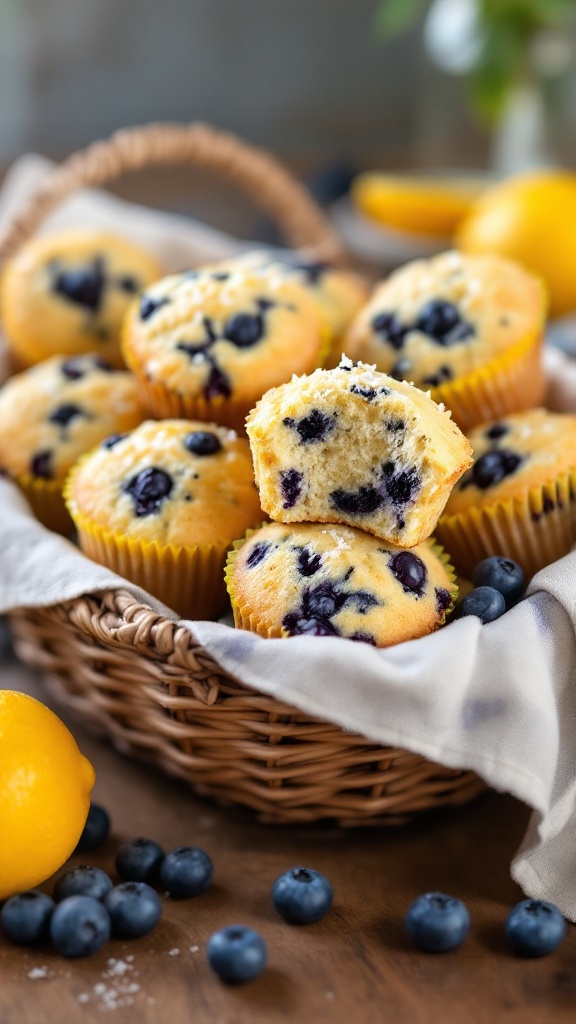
[133,375,255,435]
[15,472,74,536]
[225,525,458,642]
[64,486,233,620]
[430,317,545,433]
[436,469,576,580]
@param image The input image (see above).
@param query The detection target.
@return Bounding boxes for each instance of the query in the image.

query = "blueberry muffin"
[343,251,546,431]
[121,264,327,432]
[436,408,576,579]
[65,419,263,618]
[215,248,369,361]
[246,358,472,548]
[1,229,163,369]
[226,521,457,646]
[0,354,144,533]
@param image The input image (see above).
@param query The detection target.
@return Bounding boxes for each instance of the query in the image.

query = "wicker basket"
[4,122,485,826]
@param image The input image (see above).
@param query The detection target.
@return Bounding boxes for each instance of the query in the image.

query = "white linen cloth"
[2,156,576,920]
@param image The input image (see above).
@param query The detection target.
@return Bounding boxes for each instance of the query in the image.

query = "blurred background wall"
[0,0,575,245]
[0,0,504,171]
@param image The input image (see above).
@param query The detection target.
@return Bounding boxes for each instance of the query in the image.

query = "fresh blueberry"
[296,547,323,577]
[246,541,271,569]
[288,258,330,285]
[283,409,336,444]
[54,866,113,903]
[382,462,420,507]
[53,259,105,313]
[101,433,127,450]
[206,925,268,985]
[505,899,566,957]
[115,838,165,883]
[330,484,382,516]
[203,361,232,399]
[282,612,339,637]
[405,892,471,952]
[472,557,526,608]
[104,882,162,938]
[123,468,173,517]
[76,803,111,852]
[48,403,84,428]
[451,586,507,624]
[159,846,213,898]
[389,551,427,595]
[1,891,55,945]
[61,358,87,380]
[415,300,474,345]
[272,867,333,924]
[467,449,523,490]
[30,450,53,479]
[183,431,222,456]
[350,384,377,401]
[140,295,169,320]
[435,587,452,615]
[223,312,264,347]
[49,895,111,957]
[118,275,139,293]
[372,311,408,350]
[485,422,509,441]
[280,468,303,509]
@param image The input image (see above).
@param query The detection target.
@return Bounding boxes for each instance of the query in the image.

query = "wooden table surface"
[1,653,575,1024]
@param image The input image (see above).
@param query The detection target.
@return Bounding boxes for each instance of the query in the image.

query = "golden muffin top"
[65,418,263,547]
[1,229,163,368]
[121,264,326,404]
[213,249,369,338]
[343,251,545,389]
[0,354,143,481]
[228,520,456,647]
[443,408,576,515]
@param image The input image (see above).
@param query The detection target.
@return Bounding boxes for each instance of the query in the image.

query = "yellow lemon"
[352,172,486,237]
[0,690,95,899]
[456,171,576,319]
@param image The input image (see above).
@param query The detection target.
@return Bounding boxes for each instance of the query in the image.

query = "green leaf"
[372,0,428,40]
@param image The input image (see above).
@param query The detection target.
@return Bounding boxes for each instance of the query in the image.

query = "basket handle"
[0,122,346,265]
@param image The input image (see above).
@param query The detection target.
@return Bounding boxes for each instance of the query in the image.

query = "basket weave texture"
[4,122,485,825]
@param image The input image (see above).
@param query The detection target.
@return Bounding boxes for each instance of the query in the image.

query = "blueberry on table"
[76,803,111,852]
[505,899,566,957]
[472,557,526,608]
[272,867,333,924]
[206,925,268,985]
[104,882,162,938]
[115,837,165,883]
[405,892,471,952]
[451,587,506,624]
[0,890,55,945]
[50,895,110,958]
[54,866,113,903]
[159,846,213,898]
